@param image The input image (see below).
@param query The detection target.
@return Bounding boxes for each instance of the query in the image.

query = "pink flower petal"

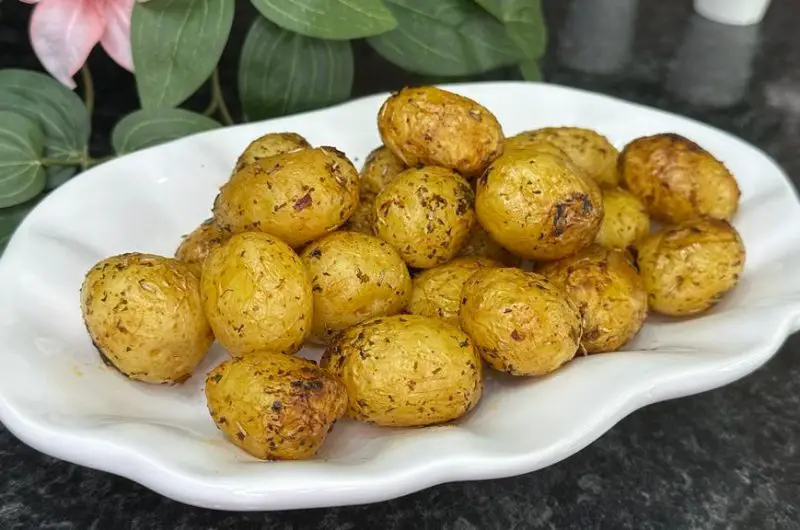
[100,0,135,72]
[29,0,105,88]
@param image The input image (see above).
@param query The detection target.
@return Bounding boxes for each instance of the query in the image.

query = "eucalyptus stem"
[211,69,234,125]
[80,65,94,117]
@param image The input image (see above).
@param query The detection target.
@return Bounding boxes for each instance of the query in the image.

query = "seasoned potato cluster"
[80,85,746,461]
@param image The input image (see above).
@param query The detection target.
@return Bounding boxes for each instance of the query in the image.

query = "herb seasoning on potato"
[321,315,483,427]
[378,86,504,177]
[206,354,347,460]
[234,132,311,172]
[595,187,650,249]
[360,145,406,196]
[456,224,521,266]
[460,268,582,376]
[175,218,230,277]
[81,253,213,384]
[201,232,312,357]
[342,193,376,235]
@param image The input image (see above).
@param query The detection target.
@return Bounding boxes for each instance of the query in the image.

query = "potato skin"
[460,268,582,376]
[511,127,620,186]
[476,149,603,261]
[300,231,411,343]
[620,133,740,223]
[504,135,571,160]
[378,86,504,177]
[234,132,311,172]
[342,193,376,235]
[201,232,312,356]
[634,218,745,316]
[360,145,406,196]
[214,146,360,248]
[174,218,230,277]
[456,224,521,266]
[205,354,347,460]
[595,187,650,249]
[81,253,213,384]
[408,257,501,326]
[538,245,647,353]
[374,166,476,268]
[321,315,482,427]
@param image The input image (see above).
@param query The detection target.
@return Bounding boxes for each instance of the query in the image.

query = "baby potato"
[234,132,311,172]
[457,224,521,266]
[342,193,376,235]
[360,145,406,196]
[300,232,411,343]
[476,149,603,261]
[460,268,582,376]
[321,315,482,427]
[378,86,504,177]
[214,146,360,248]
[538,245,648,353]
[595,187,650,249]
[634,217,745,316]
[81,253,213,384]
[201,232,312,356]
[512,127,620,186]
[206,354,347,460]
[374,166,476,268]
[174,218,230,277]
[408,257,501,326]
[504,135,571,160]
[620,133,740,223]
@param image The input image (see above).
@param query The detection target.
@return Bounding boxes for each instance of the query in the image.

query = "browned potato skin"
[378,86,504,177]
[300,231,412,343]
[538,245,648,353]
[408,257,501,326]
[174,218,230,277]
[321,315,482,427]
[511,127,620,186]
[374,166,476,268]
[595,187,650,249]
[634,218,745,316]
[201,232,312,357]
[503,135,571,160]
[476,149,603,261]
[205,354,347,460]
[620,133,740,223]
[234,132,311,172]
[342,193,376,235]
[456,224,521,266]
[460,268,582,376]
[81,253,213,384]
[214,147,359,248]
[360,146,406,196]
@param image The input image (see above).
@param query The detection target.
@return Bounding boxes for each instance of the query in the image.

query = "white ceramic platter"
[1,82,799,511]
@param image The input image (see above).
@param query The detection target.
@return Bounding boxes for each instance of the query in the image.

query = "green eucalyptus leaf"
[132,0,235,109]
[520,60,542,81]
[368,0,522,76]
[250,0,396,40]
[475,0,547,59]
[112,108,222,154]
[0,70,89,189]
[0,196,42,255]
[0,112,46,208]
[239,17,354,120]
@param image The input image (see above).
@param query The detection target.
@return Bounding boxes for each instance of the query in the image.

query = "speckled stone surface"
[1,0,800,528]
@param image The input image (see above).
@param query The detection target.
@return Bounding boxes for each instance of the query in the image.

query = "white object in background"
[694,0,772,26]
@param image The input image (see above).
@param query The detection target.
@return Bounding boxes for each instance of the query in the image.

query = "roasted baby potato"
[234,132,311,172]
[595,187,650,249]
[201,232,312,356]
[206,354,347,460]
[342,193,376,235]
[360,145,406,196]
[214,146,360,248]
[460,268,582,376]
[321,315,482,427]
[301,231,411,343]
[476,149,603,261]
[510,127,620,186]
[81,253,213,384]
[620,133,740,223]
[378,86,504,177]
[633,217,745,316]
[538,245,648,353]
[456,224,521,266]
[174,218,230,277]
[408,257,501,326]
[374,166,476,268]
[504,135,571,160]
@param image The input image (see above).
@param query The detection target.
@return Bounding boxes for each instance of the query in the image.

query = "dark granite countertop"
[1,0,799,528]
